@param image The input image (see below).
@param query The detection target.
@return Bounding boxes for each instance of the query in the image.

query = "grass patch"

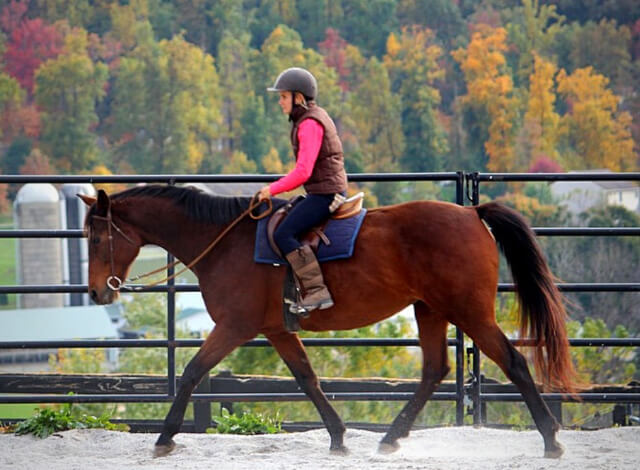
[0,403,38,419]
[0,234,17,309]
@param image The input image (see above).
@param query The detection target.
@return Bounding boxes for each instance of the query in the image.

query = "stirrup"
[289,297,334,317]
[289,302,311,318]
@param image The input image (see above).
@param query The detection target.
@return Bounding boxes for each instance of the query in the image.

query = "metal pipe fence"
[0,172,639,429]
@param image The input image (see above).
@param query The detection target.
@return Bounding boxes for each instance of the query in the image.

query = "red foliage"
[19,149,56,175]
[3,18,64,94]
[318,28,351,91]
[528,156,564,173]
[0,0,27,35]
[0,103,41,139]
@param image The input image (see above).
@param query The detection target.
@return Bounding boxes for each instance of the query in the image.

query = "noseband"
[91,209,136,292]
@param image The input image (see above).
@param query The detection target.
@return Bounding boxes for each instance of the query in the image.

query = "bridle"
[90,208,137,292]
[89,193,272,292]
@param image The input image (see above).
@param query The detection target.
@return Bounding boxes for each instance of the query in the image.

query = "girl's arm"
[269,119,324,196]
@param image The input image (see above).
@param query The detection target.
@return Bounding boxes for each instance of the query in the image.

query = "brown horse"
[80,184,575,458]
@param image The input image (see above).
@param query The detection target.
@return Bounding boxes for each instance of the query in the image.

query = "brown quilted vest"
[290,103,348,194]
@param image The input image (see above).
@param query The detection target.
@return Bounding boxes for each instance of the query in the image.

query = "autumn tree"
[516,53,562,170]
[2,16,64,95]
[452,25,518,171]
[556,66,635,171]
[318,28,351,91]
[34,27,108,172]
[19,147,55,175]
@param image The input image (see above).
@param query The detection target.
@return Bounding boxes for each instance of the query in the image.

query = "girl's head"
[268,68,317,115]
[277,91,308,115]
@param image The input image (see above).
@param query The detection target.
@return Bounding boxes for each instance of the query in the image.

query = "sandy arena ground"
[1,426,639,470]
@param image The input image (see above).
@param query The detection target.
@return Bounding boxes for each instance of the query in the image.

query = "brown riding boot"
[285,245,334,314]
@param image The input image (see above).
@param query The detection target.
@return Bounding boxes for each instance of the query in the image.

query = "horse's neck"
[122,200,218,265]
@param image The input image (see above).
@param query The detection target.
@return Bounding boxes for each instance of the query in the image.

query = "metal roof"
[0,305,119,341]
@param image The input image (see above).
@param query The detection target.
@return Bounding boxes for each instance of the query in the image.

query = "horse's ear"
[77,193,96,207]
[95,189,110,216]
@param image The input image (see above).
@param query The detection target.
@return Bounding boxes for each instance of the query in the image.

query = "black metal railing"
[1,171,639,430]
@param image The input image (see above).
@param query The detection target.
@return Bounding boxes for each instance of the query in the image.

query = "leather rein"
[92,193,272,292]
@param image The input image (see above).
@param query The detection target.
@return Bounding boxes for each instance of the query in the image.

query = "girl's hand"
[258,186,271,201]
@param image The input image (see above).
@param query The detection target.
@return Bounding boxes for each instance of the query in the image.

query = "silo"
[14,184,64,308]
[61,184,95,306]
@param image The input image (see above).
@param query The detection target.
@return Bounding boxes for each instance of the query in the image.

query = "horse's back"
[299,200,499,330]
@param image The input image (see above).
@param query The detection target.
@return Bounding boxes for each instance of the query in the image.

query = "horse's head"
[79,189,141,304]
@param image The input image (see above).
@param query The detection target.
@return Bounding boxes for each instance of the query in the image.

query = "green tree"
[239,94,271,169]
[0,71,24,140]
[504,0,565,87]
[565,20,633,92]
[217,32,259,166]
[385,27,448,171]
[34,28,108,172]
[397,0,465,45]
[109,32,222,173]
[340,0,398,57]
[348,57,404,173]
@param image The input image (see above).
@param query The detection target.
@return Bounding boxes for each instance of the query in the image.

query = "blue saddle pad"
[254,209,367,264]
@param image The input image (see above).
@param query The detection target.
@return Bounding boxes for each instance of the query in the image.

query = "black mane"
[110,185,256,225]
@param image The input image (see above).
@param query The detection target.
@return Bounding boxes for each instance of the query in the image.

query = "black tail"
[476,202,575,392]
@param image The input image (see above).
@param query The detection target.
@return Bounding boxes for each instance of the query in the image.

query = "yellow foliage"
[496,192,557,221]
[556,67,636,171]
[86,165,128,194]
[222,151,257,174]
[261,147,284,174]
[385,33,401,57]
[453,26,517,171]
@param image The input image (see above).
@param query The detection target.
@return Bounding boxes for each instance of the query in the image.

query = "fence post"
[455,171,465,425]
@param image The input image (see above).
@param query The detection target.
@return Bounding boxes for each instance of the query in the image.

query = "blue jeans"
[274,193,336,255]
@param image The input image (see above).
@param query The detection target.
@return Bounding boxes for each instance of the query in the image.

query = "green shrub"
[208,409,282,435]
[14,402,127,438]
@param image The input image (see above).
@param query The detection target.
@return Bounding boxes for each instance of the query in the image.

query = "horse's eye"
[92,237,100,245]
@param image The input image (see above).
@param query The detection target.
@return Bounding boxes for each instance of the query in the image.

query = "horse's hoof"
[330,445,349,456]
[153,440,176,458]
[544,442,565,459]
[378,441,400,454]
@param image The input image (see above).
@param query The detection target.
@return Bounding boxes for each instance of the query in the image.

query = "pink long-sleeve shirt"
[269,119,324,196]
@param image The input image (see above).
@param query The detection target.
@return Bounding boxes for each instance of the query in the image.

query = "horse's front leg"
[154,325,249,457]
[266,331,348,454]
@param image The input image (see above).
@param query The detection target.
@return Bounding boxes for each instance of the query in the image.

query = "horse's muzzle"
[90,286,118,305]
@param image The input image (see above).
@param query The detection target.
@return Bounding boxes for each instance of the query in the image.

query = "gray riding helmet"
[267,67,317,100]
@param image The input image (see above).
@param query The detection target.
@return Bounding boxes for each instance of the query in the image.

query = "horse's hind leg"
[463,320,564,458]
[266,331,347,454]
[154,325,250,457]
[379,303,450,453]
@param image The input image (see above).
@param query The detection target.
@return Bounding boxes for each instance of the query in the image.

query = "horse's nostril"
[90,289,98,302]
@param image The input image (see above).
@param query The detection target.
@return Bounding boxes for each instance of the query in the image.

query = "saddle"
[266,192,364,258]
